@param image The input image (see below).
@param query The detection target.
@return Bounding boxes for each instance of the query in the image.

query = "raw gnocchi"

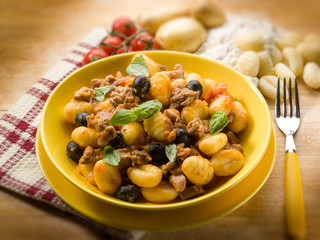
[237,51,260,77]
[234,32,265,52]
[282,47,304,77]
[303,62,320,89]
[258,51,274,77]
[258,75,288,100]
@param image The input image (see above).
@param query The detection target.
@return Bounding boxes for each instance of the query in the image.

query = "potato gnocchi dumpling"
[303,62,320,89]
[258,51,274,77]
[234,32,265,52]
[182,156,214,185]
[127,164,162,188]
[282,47,304,77]
[274,63,296,88]
[181,99,209,124]
[140,181,178,203]
[211,149,245,176]
[258,75,288,100]
[237,51,260,77]
[64,55,249,203]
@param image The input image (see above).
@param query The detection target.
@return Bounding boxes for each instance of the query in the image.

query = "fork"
[275,77,306,239]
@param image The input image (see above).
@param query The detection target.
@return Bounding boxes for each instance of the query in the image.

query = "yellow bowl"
[40,51,272,211]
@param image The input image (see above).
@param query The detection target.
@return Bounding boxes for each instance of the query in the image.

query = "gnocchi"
[234,32,265,52]
[94,160,122,195]
[274,63,296,88]
[296,43,320,65]
[303,62,320,89]
[182,156,214,185]
[140,181,178,203]
[228,101,248,133]
[282,47,304,77]
[181,99,209,124]
[64,55,249,203]
[258,75,288,100]
[197,133,228,156]
[211,149,245,176]
[258,51,274,77]
[127,164,162,188]
[237,51,260,77]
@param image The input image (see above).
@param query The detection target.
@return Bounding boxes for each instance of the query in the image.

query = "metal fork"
[275,77,306,239]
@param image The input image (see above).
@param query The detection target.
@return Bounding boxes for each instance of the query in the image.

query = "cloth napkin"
[0,27,144,240]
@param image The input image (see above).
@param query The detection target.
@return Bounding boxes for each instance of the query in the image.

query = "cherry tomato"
[116,46,134,54]
[131,34,160,51]
[83,48,108,65]
[100,36,123,55]
[112,17,137,37]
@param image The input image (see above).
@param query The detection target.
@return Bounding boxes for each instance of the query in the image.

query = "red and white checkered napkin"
[0,27,144,240]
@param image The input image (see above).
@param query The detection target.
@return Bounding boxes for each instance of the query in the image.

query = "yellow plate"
[40,51,272,210]
[36,122,277,231]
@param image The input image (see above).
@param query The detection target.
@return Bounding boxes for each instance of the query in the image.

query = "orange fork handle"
[285,152,306,239]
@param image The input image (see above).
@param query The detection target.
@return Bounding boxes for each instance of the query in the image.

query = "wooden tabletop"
[0,0,320,239]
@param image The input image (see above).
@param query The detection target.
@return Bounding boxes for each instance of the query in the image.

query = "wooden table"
[0,0,319,239]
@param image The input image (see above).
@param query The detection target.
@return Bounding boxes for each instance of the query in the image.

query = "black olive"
[148,143,168,164]
[108,131,126,149]
[115,185,140,202]
[174,128,193,147]
[186,80,203,97]
[132,75,151,96]
[66,141,83,162]
[75,112,90,127]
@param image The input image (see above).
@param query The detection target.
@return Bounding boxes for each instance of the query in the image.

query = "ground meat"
[90,78,104,89]
[109,86,139,109]
[189,145,201,156]
[224,143,244,154]
[162,64,185,80]
[167,129,177,143]
[170,85,198,109]
[74,87,94,102]
[158,63,168,71]
[186,118,210,137]
[169,174,186,192]
[164,108,181,123]
[169,163,183,176]
[226,131,241,144]
[176,143,191,161]
[87,110,116,147]
[79,146,103,164]
[161,162,175,175]
[228,111,235,124]
[179,185,205,200]
[118,148,152,166]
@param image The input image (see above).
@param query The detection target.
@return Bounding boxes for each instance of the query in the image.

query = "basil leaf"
[125,55,149,77]
[165,143,177,164]
[134,100,162,119]
[209,111,228,135]
[94,85,115,102]
[103,146,120,166]
[109,109,138,126]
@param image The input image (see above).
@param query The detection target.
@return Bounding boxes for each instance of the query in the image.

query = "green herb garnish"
[133,100,162,119]
[125,55,149,76]
[109,100,162,126]
[165,143,177,164]
[93,85,115,102]
[209,111,228,135]
[103,146,120,166]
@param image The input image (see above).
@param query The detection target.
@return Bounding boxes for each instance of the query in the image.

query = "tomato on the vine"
[112,17,137,37]
[131,34,160,51]
[100,36,123,55]
[83,48,108,65]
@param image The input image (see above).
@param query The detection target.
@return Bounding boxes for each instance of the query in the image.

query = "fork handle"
[285,151,306,239]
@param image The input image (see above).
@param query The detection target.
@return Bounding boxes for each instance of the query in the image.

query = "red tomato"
[83,48,108,65]
[116,47,134,54]
[100,36,123,55]
[131,34,160,51]
[112,17,137,37]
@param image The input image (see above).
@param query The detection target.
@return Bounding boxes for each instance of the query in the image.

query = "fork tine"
[276,77,281,118]
[283,78,287,117]
[288,78,293,117]
[295,77,300,118]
